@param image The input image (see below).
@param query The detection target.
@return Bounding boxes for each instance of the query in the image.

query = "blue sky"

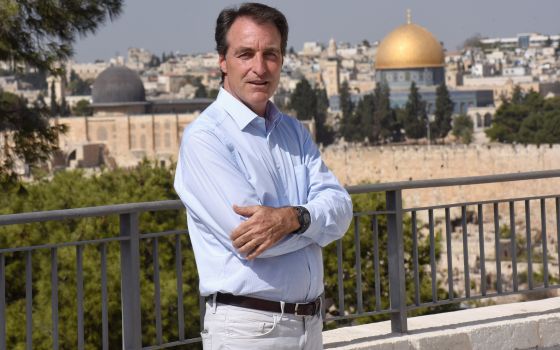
[73,0,560,62]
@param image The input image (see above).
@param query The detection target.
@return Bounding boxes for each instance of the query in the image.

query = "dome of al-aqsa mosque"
[92,65,146,104]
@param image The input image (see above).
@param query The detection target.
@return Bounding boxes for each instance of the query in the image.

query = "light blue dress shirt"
[174,88,352,303]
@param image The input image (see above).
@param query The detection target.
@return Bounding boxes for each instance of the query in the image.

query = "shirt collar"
[216,88,281,132]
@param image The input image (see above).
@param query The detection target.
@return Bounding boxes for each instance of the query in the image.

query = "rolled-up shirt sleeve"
[299,129,353,247]
[174,129,314,259]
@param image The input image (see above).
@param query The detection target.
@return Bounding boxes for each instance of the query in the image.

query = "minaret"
[327,37,337,58]
[406,8,412,24]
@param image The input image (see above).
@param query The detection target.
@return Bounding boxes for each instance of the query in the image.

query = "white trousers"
[201,300,323,350]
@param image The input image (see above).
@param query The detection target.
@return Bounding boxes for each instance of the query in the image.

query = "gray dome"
[92,66,146,104]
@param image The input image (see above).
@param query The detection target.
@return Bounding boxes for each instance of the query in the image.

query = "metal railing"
[1,170,560,348]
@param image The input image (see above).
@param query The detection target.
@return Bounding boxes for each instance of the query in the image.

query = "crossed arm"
[174,128,352,260]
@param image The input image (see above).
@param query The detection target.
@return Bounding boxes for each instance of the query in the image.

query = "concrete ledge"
[323,297,560,350]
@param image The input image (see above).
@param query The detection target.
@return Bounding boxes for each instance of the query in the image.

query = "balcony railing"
[1,170,560,349]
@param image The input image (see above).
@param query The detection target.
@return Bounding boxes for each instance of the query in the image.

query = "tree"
[338,81,360,141]
[432,83,454,141]
[354,93,376,142]
[0,1,123,74]
[0,90,67,185]
[194,82,208,98]
[485,86,544,143]
[289,78,316,120]
[373,81,400,143]
[314,87,335,146]
[73,99,93,116]
[462,33,484,49]
[0,0,123,183]
[68,70,92,96]
[452,114,474,144]
[50,81,58,116]
[401,82,427,140]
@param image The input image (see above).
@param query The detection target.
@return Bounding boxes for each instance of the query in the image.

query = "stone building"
[54,66,212,168]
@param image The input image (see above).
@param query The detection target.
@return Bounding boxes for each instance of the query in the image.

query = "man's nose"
[252,54,266,76]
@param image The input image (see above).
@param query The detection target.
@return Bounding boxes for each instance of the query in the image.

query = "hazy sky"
[73,0,560,62]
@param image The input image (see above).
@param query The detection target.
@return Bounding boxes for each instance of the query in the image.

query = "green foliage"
[0,163,203,349]
[289,78,316,120]
[68,70,92,96]
[452,114,474,144]
[374,81,401,143]
[432,83,454,141]
[288,78,334,146]
[0,0,123,74]
[0,90,67,185]
[354,93,376,142]
[15,70,48,90]
[194,82,207,98]
[73,99,93,116]
[338,81,362,142]
[485,87,560,144]
[314,87,335,146]
[401,82,427,140]
[462,33,484,49]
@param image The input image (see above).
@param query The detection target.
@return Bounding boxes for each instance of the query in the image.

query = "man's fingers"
[233,204,260,217]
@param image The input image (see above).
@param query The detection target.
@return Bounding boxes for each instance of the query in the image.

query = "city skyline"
[73,0,560,62]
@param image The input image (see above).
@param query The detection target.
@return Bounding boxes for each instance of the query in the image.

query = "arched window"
[484,113,492,127]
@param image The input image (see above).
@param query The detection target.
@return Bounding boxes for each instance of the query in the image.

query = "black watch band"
[293,206,311,234]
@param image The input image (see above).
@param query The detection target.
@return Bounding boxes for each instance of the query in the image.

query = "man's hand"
[231,205,300,260]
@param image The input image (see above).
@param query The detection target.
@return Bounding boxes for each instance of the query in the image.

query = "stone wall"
[322,143,560,209]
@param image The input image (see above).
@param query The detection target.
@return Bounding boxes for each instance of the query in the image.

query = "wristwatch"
[293,206,311,234]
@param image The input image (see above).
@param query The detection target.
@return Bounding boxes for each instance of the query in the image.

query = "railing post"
[386,190,408,333]
[120,213,142,350]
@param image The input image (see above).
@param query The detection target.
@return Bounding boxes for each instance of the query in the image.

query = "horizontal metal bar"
[404,193,560,213]
[141,337,203,350]
[0,200,184,226]
[346,169,560,194]
[3,170,560,226]
[140,229,189,240]
[324,308,397,322]
[353,210,395,217]
[0,235,129,254]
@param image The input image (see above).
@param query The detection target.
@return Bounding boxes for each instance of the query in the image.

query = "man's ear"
[219,55,227,74]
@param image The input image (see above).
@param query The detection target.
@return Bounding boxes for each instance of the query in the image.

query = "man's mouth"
[249,80,268,86]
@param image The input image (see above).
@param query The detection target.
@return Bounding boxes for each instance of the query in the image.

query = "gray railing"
[1,170,560,348]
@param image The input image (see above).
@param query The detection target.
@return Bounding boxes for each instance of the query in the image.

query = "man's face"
[219,16,282,116]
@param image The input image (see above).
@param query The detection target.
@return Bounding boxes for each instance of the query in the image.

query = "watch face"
[303,211,311,226]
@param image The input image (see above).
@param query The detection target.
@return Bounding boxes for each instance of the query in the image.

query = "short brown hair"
[215,2,288,81]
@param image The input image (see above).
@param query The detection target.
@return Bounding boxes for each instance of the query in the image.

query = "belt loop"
[212,293,217,314]
[279,301,285,320]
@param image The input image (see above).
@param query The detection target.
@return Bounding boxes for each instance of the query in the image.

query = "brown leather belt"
[213,292,321,316]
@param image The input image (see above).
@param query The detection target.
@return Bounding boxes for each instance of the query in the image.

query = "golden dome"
[375,22,444,70]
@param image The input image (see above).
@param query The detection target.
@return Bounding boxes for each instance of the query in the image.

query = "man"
[174,3,352,349]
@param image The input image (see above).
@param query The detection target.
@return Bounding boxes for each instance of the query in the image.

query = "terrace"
[1,170,560,349]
